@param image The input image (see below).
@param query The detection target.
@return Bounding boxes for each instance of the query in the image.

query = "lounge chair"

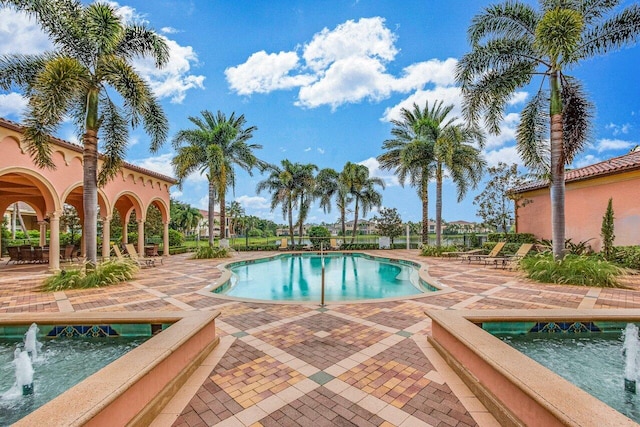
[278,239,288,251]
[113,244,150,268]
[125,244,156,268]
[441,248,484,258]
[460,241,506,263]
[143,243,163,264]
[485,243,534,269]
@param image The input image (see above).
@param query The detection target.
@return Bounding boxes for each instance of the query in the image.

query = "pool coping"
[427,309,640,427]
[196,250,452,305]
[6,311,220,427]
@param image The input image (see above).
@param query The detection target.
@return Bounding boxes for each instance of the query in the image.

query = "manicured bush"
[483,242,521,254]
[420,245,459,257]
[308,226,331,249]
[42,259,138,291]
[168,229,185,247]
[487,232,536,243]
[192,246,230,259]
[520,253,625,288]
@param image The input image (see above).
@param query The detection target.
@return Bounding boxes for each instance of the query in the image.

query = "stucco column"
[49,211,61,272]
[137,219,145,254]
[122,216,128,245]
[38,221,47,246]
[163,221,170,256]
[102,216,111,260]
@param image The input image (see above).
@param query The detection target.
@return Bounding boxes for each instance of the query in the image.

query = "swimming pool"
[215,253,435,302]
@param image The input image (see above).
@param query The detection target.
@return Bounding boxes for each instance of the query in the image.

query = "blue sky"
[1,0,639,226]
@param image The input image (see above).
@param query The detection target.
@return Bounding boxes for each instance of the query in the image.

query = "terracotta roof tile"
[513,149,640,193]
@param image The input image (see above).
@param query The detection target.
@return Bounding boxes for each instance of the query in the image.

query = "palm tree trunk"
[208,181,215,247]
[351,198,359,244]
[435,163,443,248]
[550,71,565,260]
[83,130,99,268]
[219,189,226,241]
[288,199,294,247]
[340,204,346,238]
[421,176,429,244]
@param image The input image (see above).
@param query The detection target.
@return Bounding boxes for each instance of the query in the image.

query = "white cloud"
[304,147,312,152]
[302,17,397,72]
[0,8,52,55]
[317,148,325,154]
[236,195,270,210]
[596,138,635,153]
[171,189,183,198]
[483,145,522,167]
[358,157,399,187]
[133,38,205,104]
[606,122,632,136]
[382,86,463,122]
[484,113,519,150]
[225,51,315,95]
[161,27,180,34]
[0,93,28,118]
[130,153,176,177]
[227,17,454,110]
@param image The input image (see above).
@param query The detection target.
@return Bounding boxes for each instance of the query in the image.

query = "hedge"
[486,233,536,243]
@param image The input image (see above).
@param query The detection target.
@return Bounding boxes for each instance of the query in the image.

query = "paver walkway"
[1,250,639,426]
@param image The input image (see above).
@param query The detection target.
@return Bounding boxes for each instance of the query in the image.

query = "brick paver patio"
[1,249,639,426]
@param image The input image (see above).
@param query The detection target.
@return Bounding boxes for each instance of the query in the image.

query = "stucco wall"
[516,171,640,252]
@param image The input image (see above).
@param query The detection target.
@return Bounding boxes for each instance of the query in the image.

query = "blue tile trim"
[46,325,120,337]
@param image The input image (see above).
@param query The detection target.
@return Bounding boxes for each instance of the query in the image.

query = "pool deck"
[1,250,639,427]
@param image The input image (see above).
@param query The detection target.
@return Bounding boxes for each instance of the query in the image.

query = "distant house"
[196,209,233,238]
[445,220,491,234]
[512,149,640,251]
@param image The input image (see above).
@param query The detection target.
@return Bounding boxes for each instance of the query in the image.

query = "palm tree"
[341,162,385,243]
[0,0,169,266]
[256,160,298,246]
[293,163,318,245]
[378,103,436,244]
[422,101,486,247]
[456,0,640,259]
[172,110,262,246]
[226,200,245,240]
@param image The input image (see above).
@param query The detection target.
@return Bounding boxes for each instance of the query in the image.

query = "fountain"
[13,348,35,396]
[622,323,639,393]
[24,323,41,361]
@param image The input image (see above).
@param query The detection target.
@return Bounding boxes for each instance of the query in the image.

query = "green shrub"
[487,233,536,243]
[42,259,138,291]
[420,245,458,257]
[339,243,378,250]
[168,229,184,247]
[483,241,520,254]
[308,226,331,249]
[169,246,190,255]
[613,246,640,270]
[520,253,625,288]
[192,246,230,259]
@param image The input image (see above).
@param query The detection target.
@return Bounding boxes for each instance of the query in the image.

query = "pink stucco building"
[0,118,176,270]
[513,148,640,252]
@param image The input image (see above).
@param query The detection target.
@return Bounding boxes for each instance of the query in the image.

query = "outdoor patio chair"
[485,243,535,269]
[460,241,506,263]
[329,238,340,250]
[144,243,163,264]
[19,245,34,263]
[441,248,484,258]
[6,246,21,264]
[278,239,288,251]
[125,243,156,268]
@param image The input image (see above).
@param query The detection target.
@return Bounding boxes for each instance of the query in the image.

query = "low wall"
[427,309,640,427]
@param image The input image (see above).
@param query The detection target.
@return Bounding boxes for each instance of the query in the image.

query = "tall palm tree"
[341,162,385,243]
[172,110,262,246]
[456,0,640,259]
[293,163,318,245]
[378,103,436,244]
[0,0,169,266]
[226,200,245,239]
[421,101,486,247]
[256,160,298,246]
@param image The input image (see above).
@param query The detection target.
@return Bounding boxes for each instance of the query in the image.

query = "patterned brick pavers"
[2,250,640,426]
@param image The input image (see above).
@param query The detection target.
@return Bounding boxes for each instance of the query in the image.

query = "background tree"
[169,200,202,235]
[60,204,81,246]
[308,225,330,249]
[601,198,615,261]
[256,160,298,246]
[0,0,169,266]
[457,0,640,259]
[373,207,403,244]
[473,163,528,235]
[293,163,318,245]
[422,100,485,247]
[378,103,436,244]
[341,162,385,243]
[226,201,245,239]
[172,110,262,245]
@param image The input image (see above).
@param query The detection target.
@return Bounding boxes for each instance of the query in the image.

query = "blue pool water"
[499,331,640,423]
[217,253,433,301]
